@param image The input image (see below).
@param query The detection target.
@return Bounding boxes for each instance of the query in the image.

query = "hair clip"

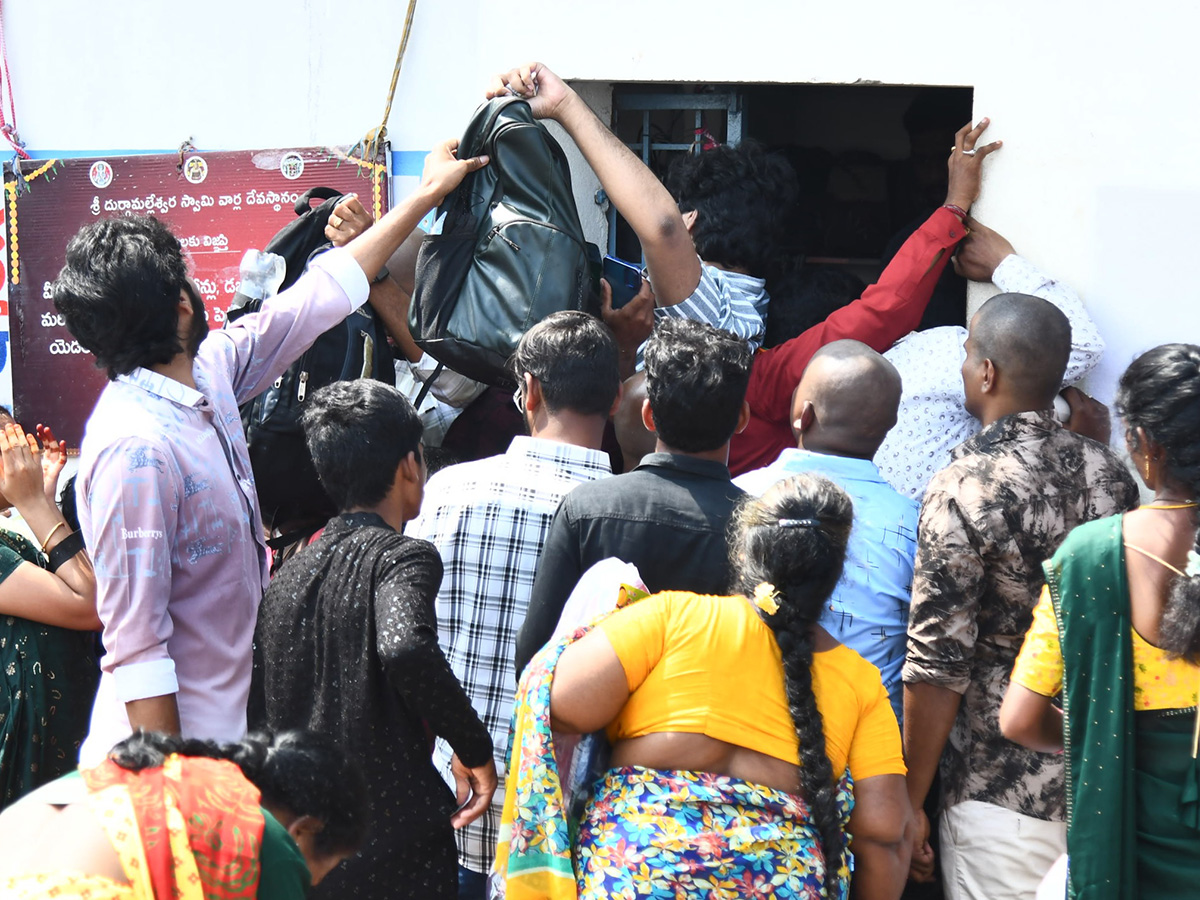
[777,518,820,528]
[753,582,780,615]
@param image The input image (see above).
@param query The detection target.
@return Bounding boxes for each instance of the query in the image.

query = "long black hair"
[1116,342,1200,661]
[109,729,369,857]
[730,472,853,879]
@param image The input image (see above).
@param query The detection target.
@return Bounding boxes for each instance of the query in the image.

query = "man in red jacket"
[491,62,1002,476]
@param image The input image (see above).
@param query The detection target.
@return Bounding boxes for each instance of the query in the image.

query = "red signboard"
[4,147,389,447]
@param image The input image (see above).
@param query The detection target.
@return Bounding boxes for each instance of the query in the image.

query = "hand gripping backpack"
[409,97,600,387]
[229,187,394,532]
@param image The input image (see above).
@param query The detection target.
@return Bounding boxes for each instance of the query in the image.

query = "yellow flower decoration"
[753,582,780,615]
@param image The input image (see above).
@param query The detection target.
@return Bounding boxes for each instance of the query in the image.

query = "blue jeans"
[458,864,487,900]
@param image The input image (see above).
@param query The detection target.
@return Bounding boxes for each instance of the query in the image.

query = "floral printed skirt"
[575,766,853,900]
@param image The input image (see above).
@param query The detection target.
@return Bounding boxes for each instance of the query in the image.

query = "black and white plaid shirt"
[407,435,612,874]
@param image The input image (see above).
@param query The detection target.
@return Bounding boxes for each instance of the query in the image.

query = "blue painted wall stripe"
[19,149,428,176]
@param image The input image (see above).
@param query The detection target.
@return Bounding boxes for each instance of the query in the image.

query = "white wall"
[7,0,1199,413]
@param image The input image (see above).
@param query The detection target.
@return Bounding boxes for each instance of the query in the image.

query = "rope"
[0,0,28,194]
[350,0,419,171]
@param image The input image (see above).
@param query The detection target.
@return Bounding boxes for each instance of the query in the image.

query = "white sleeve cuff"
[113,658,179,702]
[990,254,1034,290]
[312,246,371,312]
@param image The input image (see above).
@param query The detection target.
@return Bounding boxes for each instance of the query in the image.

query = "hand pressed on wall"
[952,217,1016,282]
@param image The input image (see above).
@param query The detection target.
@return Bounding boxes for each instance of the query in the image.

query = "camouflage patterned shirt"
[903,410,1139,820]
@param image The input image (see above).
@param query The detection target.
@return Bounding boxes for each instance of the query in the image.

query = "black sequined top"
[250,512,492,894]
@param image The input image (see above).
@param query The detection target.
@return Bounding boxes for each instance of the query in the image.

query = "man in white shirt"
[875,220,1105,500]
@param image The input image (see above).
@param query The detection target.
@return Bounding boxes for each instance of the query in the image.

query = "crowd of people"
[0,59,1197,900]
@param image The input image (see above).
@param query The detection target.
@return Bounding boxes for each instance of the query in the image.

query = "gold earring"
[1144,458,1152,482]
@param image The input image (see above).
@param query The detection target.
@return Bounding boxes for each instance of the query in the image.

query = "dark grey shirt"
[516,452,747,675]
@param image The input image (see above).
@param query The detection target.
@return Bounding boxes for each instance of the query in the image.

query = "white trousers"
[939,800,1067,900]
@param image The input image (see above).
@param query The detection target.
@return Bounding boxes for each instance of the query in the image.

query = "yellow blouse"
[599,591,906,780]
[1012,586,1200,710]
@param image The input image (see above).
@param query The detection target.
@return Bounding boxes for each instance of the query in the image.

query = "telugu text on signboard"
[4,146,389,447]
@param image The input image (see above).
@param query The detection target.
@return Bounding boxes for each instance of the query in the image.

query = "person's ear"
[980,358,996,394]
[286,814,324,848]
[640,398,657,434]
[792,400,815,440]
[398,448,423,486]
[681,209,699,232]
[523,373,542,412]
[735,399,751,435]
[608,382,624,420]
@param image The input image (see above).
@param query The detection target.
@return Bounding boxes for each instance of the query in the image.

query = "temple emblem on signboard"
[183,156,208,185]
[280,152,305,180]
[89,161,113,189]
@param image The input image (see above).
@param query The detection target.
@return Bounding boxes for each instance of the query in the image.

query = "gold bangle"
[39,521,65,553]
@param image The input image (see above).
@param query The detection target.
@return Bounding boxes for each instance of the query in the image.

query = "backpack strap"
[294,186,342,216]
[412,360,444,410]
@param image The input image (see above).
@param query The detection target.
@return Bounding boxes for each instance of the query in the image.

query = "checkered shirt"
[406,435,612,873]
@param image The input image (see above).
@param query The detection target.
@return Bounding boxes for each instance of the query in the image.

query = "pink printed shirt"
[77,249,369,764]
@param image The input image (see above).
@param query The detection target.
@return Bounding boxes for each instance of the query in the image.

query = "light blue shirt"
[735,448,918,722]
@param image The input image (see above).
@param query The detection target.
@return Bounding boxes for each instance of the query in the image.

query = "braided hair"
[1116,343,1200,661]
[730,472,853,879]
[109,729,369,857]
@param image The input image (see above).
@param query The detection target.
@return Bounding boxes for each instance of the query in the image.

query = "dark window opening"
[603,82,974,332]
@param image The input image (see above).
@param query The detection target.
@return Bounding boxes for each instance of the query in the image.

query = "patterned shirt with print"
[902,410,1139,821]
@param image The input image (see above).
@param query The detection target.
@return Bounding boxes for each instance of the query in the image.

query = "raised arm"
[749,120,1001,419]
[954,219,1104,385]
[223,140,488,403]
[487,63,702,306]
[0,422,98,631]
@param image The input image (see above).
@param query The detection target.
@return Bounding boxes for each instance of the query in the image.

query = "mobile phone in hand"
[603,255,644,310]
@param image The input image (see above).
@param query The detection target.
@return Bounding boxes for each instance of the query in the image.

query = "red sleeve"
[747,207,966,427]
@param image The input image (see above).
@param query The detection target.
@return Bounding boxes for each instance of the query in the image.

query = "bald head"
[968,293,1070,411]
[791,340,902,458]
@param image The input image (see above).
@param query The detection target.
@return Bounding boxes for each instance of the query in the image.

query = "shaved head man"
[901,291,1139,899]
[737,338,918,722]
[791,340,904,459]
[961,293,1071,425]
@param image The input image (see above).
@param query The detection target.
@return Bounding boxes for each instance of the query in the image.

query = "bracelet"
[943,204,970,221]
[47,530,85,573]
[39,521,65,553]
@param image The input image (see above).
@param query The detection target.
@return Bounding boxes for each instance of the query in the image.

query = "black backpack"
[409,97,600,387]
[229,187,394,531]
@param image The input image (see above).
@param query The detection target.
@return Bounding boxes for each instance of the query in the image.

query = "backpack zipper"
[485,218,587,254]
[297,370,309,401]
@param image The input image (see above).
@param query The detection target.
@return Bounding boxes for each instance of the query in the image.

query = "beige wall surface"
[9,0,1198,409]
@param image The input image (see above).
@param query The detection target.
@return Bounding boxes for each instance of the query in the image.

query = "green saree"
[0,528,99,810]
[1045,514,1200,900]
